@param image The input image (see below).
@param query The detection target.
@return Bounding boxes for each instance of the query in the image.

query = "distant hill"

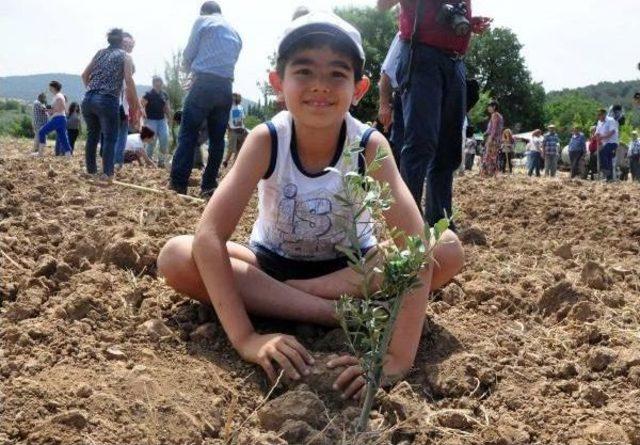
[0,73,150,104]
[548,79,640,110]
[0,73,257,111]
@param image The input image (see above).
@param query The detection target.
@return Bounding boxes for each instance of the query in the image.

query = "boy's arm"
[192,125,313,381]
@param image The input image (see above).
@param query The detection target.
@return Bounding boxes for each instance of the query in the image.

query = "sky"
[0,0,638,102]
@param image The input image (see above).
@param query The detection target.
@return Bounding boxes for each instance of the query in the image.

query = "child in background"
[222,93,248,169]
[122,126,157,168]
[157,12,463,400]
[35,81,72,157]
[66,102,82,154]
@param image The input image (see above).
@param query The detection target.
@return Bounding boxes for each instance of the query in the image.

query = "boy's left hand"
[327,354,410,401]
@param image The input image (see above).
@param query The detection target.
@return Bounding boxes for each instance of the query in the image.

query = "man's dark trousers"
[396,42,466,227]
[170,73,232,194]
[569,150,583,178]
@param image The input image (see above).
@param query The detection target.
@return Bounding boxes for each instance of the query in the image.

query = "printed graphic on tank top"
[250,110,378,261]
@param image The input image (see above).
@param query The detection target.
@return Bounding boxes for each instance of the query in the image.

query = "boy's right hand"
[237,333,315,383]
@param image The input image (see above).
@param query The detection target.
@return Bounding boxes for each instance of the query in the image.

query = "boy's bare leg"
[286,230,464,300]
[157,236,337,326]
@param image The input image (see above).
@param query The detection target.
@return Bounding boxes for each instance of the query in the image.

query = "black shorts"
[250,242,365,282]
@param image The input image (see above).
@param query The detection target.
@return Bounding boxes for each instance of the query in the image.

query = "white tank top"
[250,110,378,261]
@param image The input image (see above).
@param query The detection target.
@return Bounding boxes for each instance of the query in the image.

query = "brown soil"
[1,137,639,445]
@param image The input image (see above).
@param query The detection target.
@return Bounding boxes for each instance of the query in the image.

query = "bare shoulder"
[363,130,394,167]
[231,123,273,179]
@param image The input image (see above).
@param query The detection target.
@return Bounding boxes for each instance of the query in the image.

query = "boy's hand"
[237,333,315,383]
[327,354,411,401]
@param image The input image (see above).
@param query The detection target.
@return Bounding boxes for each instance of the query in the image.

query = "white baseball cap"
[277,11,365,65]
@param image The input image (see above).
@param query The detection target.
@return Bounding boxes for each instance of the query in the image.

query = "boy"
[157,12,463,400]
[122,126,157,168]
[222,93,248,169]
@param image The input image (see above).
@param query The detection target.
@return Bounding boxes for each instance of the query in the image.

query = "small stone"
[587,347,616,372]
[568,301,600,322]
[76,384,93,398]
[84,206,101,218]
[459,226,488,246]
[553,243,574,260]
[105,346,127,361]
[131,365,148,375]
[141,319,172,339]
[583,422,627,443]
[436,410,474,430]
[581,262,612,290]
[33,255,57,278]
[140,348,157,360]
[51,410,88,429]
[581,385,608,407]
[189,323,218,342]
[17,333,32,347]
[278,420,318,445]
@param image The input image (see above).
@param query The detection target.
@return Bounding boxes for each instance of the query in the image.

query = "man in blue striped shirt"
[543,124,560,177]
[171,1,243,198]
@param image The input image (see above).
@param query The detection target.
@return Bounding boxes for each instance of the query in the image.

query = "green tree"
[544,93,602,141]
[164,50,188,151]
[334,6,397,123]
[466,27,545,131]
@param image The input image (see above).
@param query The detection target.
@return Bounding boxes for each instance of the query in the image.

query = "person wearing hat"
[628,130,640,182]
[170,1,242,197]
[542,124,560,177]
[568,125,587,179]
[141,75,172,168]
[595,108,619,182]
[157,11,463,398]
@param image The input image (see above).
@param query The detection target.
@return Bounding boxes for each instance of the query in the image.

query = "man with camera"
[378,0,491,227]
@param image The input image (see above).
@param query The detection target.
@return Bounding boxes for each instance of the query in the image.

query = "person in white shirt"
[123,126,157,167]
[595,108,619,181]
[222,93,247,169]
[35,81,72,157]
[378,32,403,163]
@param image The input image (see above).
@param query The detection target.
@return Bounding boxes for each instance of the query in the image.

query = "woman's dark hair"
[488,100,499,111]
[49,80,62,92]
[200,1,221,15]
[68,102,80,115]
[107,28,124,48]
[140,126,156,140]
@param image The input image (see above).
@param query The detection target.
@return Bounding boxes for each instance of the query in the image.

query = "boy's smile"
[270,46,369,128]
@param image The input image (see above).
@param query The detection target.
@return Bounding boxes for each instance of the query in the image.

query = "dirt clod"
[581,261,612,290]
[258,390,327,431]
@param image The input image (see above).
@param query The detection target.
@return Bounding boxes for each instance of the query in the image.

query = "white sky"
[1,0,638,101]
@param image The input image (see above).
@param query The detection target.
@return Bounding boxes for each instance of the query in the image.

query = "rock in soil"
[587,347,616,372]
[258,390,327,431]
[581,261,612,290]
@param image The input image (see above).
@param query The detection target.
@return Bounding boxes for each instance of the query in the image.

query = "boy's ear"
[268,71,285,102]
[352,76,371,107]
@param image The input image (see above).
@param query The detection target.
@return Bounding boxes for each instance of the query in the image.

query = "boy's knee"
[438,229,464,275]
[157,236,188,284]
